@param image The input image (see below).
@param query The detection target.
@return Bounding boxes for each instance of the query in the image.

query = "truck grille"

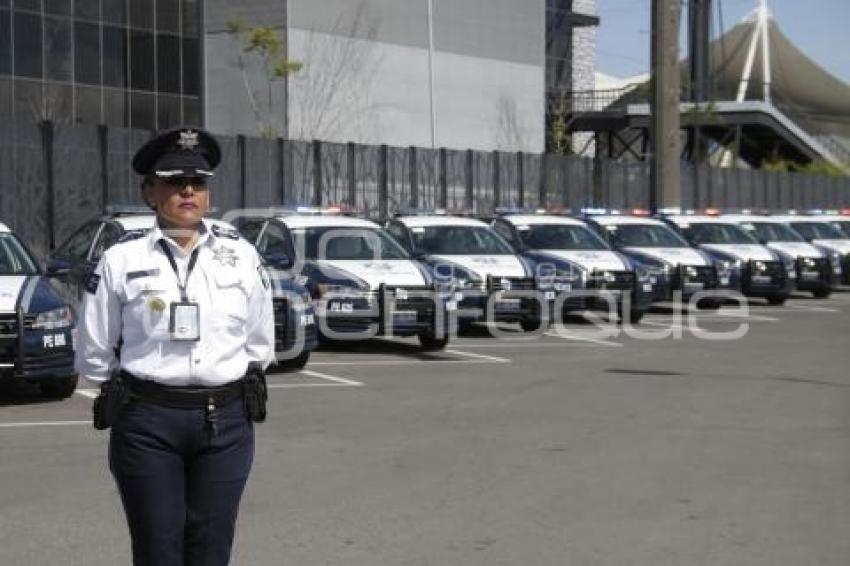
[585,270,635,291]
[486,276,536,293]
[0,313,18,338]
[671,264,718,290]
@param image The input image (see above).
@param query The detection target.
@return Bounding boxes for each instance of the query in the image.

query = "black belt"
[123,371,245,409]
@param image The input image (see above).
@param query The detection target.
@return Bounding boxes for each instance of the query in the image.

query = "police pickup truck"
[490,212,652,323]
[662,214,793,305]
[725,214,836,298]
[1,221,77,398]
[772,215,849,286]
[238,209,450,350]
[386,213,544,331]
[584,212,722,308]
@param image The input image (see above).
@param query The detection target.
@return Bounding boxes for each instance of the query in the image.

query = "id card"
[169,301,200,341]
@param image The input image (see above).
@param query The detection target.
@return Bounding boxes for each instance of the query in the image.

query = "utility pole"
[649,0,682,212]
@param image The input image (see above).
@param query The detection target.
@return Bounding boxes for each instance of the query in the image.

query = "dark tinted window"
[75,20,101,84]
[129,0,153,29]
[258,222,292,257]
[45,17,73,81]
[103,26,128,88]
[103,0,126,24]
[236,220,266,244]
[293,227,410,260]
[157,93,181,128]
[740,222,804,243]
[130,29,155,90]
[14,12,42,78]
[15,0,40,11]
[519,223,610,250]
[74,0,99,20]
[0,10,10,75]
[156,33,180,93]
[56,222,100,260]
[46,0,72,15]
[411,225,515,255]
[130,90,154,129]
[91,223,122,260]
[682,223,759,245]
[605,223,690,248]
[0,234,39,275]
[181,0,199,36]
[155,0,179,34]
[790,222,845,241]
[182,36,199,95]
[831,220,850,238]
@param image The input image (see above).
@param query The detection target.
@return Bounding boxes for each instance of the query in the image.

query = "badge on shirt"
[169,301,200,341]
[212,246,239,267]
[147,296,167,313]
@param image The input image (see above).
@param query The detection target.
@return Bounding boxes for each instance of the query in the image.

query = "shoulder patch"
[211,224,241,240]
[116,230,148,244]
[257,264,271,290]
[85,273,101,294]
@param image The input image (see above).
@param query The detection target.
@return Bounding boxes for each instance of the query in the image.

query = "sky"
[595,0,850,84]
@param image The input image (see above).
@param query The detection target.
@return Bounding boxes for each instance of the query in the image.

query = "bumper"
[739,261,792,298]
[794,257,835,292]
[647,265,720,302]
[272,298,319,354]
[0,314,76,383]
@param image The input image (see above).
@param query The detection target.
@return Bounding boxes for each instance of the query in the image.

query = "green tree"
[226,20,303,138]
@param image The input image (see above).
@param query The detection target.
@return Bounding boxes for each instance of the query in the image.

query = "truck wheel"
[812,289,831,299]
[418,332,449,351]
[519,318,546,332]
[39,374,78,399]
[766,296,787,305]
[278,352,310,371]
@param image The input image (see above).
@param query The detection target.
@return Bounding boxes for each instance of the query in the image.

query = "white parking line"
[298,369,364,386]
[75,389,98,399]
[443,349,511,363]
[773,306,841,313]
[640,321,686,330]
[0,421,91,429]
[544,331,622,347]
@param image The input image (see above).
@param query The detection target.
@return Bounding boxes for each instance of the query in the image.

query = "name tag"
[170,302,200,341]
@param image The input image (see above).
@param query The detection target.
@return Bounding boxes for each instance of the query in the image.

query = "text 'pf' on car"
[45,208,318,370]
[489,210,653,323]
[237,209,451,351]
[584,211,724,309]
[661,213,794,305]
[726,214,837,299]
[771,214,850,286]
[386,213,545,332]
[0,221,77,398]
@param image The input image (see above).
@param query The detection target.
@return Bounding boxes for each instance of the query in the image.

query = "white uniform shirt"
[75,219,275,386]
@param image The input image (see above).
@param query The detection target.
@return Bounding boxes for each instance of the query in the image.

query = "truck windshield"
[0,234,39,275]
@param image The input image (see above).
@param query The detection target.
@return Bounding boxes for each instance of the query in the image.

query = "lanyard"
[158,240,200,302]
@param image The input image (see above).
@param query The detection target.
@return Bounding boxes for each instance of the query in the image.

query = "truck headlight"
[31,306,73,330]
[830,253,843,274]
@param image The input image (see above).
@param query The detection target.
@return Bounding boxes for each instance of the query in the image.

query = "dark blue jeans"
[109,397,254,566]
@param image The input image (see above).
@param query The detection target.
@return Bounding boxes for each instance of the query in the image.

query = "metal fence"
[2,119,849,260]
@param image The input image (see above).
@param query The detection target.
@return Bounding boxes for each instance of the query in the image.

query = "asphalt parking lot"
[2,292,849,566]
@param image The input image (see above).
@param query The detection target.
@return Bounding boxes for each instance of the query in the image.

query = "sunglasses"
[161,177,209,188]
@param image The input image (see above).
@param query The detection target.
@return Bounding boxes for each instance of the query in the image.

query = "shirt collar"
[148,218,214,255]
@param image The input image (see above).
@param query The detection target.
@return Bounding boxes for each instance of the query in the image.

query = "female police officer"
[75,128,275,566]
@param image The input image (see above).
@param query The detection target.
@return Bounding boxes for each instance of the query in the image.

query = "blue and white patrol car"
[237,210,450,350]
[386,214,544,331]
[772,215,850,286]
[46,210,318,369]
[584,213,723,306]
[1,221,77,398]
[662,214,793,305]
[725,214,836,298]
[490,212,653,323]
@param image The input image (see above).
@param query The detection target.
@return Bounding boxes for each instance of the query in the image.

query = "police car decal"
[315,259,428,289]
[698,244,775,262]
[621,247,709,266]
[428,255,527,281]
[532,250,627,272]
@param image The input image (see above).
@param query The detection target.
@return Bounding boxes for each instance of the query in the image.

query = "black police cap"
[132,127,222,179]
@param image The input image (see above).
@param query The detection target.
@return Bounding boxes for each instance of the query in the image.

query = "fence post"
[277,137,286,205]
[465,149,474,210]
[236,134,247,209]
[492,150,500,209]
[409,146,418,209]
[438,148,448,208]
[378,144,389,218]
[516,152,525,207]
[312,140,322,206]
[539,153,548,207]
[40,120,56,251]
[98,124,109,213]
[346,142,357,208]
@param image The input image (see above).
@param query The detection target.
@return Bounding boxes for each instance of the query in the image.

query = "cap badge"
[177,130,199,150]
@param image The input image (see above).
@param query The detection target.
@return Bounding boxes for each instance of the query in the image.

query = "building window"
[103,0,126,25]
[156,0,179,34]
[0,9,10,76]
[157,33,180,93]
[75,20,101,84]
[74,0,99,21]
[130,29,155,91]
[45,16,73,81]
[130,0,154,30]
[45,0,71,17]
